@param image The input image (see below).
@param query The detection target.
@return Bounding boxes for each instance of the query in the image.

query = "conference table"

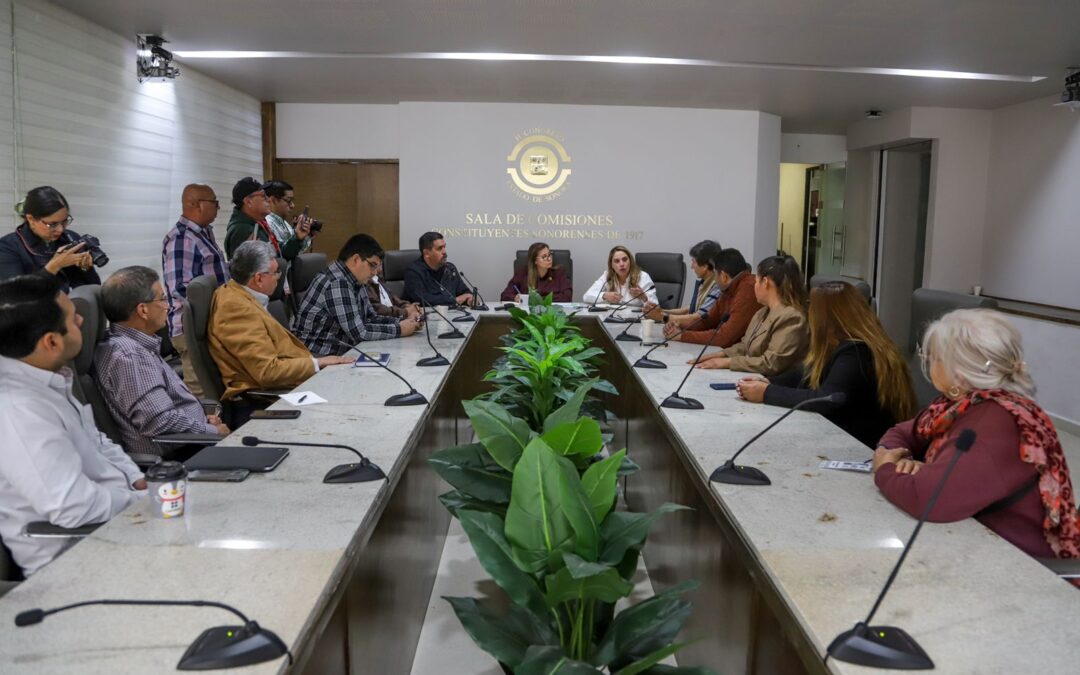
[0,309,1076,674]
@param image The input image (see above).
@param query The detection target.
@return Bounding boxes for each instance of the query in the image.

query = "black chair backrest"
[636,252,685,309]
[513,249,573,283]
[384,249,419,299]
[183,274,226,402]
[809,275,873,303]
[289,252,329,313]
[907,288,999,407]
[68,285,125,447]
[267,257,290,328]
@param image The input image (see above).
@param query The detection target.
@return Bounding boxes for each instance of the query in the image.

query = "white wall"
[983,95,1080,310]
[0,0,262,272]
[1009,315,1080,429]
[780,133,846,164]
[276,103,400,159]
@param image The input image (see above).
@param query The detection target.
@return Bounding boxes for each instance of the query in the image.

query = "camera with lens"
[309,219,324,233]
[74,234,109,267]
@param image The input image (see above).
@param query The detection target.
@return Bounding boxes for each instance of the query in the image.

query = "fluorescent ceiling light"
[172,50,1045,82]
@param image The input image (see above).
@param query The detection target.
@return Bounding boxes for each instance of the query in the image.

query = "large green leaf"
[563,552,615,580]
[613,642,696,675]
[599,503,691,565]
[444,597,533,668]
[458,509,548,617]
[543,566,633,607]
[438,490,507,518]
[464,399,535,471]
[592,582,700,668]
[505,438,577,573]
[542,380,596,433]
[428,443,513,504]
[557,457,599,561]
[580,449,624,522]
[541,418,604,459]
[517,646,604,675]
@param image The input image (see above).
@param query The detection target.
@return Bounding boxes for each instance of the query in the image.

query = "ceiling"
[50,0,1080,133]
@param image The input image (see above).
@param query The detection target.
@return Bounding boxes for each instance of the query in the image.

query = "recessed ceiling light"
[170,50,1045,83]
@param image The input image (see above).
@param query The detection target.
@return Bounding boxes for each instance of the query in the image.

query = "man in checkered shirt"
[293,234,421,356]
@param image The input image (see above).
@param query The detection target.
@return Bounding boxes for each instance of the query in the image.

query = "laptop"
[182,445,289,473]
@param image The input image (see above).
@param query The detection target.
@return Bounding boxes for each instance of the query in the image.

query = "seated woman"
[736,281,916,448]
[873,309,1080,561]
[643,239,721,324]
[582,245,659,307]
[0,186,101,292]
[499,242,572,302]
[691,255,808,376]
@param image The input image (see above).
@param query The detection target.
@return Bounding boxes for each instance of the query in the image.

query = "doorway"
[274,160,400,257]
[873,141,932,347]
[801,162,847,283]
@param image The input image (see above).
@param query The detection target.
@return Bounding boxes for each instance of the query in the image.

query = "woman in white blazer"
[583,245,659,306]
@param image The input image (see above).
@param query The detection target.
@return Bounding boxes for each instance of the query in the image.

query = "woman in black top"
[735,281,917,447]
[0,186,101,291]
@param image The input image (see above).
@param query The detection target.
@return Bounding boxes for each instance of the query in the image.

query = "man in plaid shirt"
[161,184,228,397]
[293,234,420,356]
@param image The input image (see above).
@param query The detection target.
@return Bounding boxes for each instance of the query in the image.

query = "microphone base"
[385,390,428,406]
[177,622,288,670]
[438,330,466,339]
[827,622,933,670]
[323,461,386,483]
[660,394,704,410]
[417,354,450,367]
[604,316,629,324]
[452,315,475,323]
[634,357,667,369]
[709,461,771,486]
[587,307,607,313]
[615,332,642,342]
[472,303,489,311]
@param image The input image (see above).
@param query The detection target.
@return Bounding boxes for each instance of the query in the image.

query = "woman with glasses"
[690,254,808,376]
[872,308,1080,563]
[0,186,101,291]
[735,281,916,448]
[500,242,572,302]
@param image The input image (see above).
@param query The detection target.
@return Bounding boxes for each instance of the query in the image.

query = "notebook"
[353,352,391,368]
[183,445,289,473]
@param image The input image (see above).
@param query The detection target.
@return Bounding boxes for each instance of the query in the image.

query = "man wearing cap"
[223,177,311,260]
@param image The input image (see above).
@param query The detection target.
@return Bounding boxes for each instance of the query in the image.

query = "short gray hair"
[230,240,275,284]
[922,308,1035,398]
[101,266,159,322]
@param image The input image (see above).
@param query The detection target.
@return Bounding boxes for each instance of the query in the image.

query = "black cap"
[146,460,187,482]
[231,177,263,207]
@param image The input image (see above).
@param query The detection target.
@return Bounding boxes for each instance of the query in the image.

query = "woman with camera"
[0,186,103,291]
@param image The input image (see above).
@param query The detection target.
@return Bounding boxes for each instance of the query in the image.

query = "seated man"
[665,247,760,347]
[208,241,351,422]
[95,266,228,460]
[0,274,145,576]
[402,231,473,307]
[369,253,420,320]
[294,234,421,356]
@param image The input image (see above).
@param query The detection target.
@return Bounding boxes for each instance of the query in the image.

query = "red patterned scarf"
[916,390,1080,559]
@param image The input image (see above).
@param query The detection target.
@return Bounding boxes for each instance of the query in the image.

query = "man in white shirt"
[0,274,145,576]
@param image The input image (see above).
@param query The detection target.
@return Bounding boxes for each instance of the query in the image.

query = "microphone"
[709,392,848,485]
[633,312,718,369]
[586,274,610,312]
[604,284,656,324]
[613,294,674,342]
[330,338,429,406]
[415,298,451,366]
[14,598,291,670]
[451,263,489,311]
[424,301,465,339]
[827,429,977,669]
[659,312,732,410]
[431,267,474,327]
[242,435,385,483]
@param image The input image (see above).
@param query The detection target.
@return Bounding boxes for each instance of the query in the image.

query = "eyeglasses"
[143,293,169,306]
[538,253,553,260]
[916,344,932,368]
[38,216,74,230]
[281,196,295,205]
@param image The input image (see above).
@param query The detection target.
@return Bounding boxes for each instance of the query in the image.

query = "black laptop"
[183,445,289,473]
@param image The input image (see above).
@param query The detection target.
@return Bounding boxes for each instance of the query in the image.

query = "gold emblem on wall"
[506,130,571,201]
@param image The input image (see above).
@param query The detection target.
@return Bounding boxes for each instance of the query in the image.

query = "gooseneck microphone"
[659,312,731,410]
[613,294,674,342]
[15,598,291,670]
[587,274,610,312]
[438,262,476,321]
[633,312,716,369]
[604,284,656,324]
[242,435,386,483]
[709,392,847,485]
[452,263,489,311]
[331,338,429,406]
[827,428,977,670]
[424,299,465,339]
[412,298,447,365]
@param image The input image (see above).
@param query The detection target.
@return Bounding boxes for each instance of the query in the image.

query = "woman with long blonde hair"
[582,245,659,306]
[736,281,916,447]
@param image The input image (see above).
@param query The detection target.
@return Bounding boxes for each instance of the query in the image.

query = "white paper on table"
[279,391,327,406]
[818,459,872,473]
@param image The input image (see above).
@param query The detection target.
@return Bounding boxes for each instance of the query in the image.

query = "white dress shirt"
[0,356,143,576]
[582,270,659,306]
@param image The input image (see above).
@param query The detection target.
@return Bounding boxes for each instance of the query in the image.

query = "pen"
[298,394,307,403]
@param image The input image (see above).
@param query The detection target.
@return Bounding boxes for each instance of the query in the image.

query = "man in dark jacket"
[223,177,310,260]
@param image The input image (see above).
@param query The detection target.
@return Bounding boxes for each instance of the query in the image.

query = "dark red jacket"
[499,265,572,302]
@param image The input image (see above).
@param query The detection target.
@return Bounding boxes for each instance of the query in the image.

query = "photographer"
[263,180,315,255]
[0,186,105,291]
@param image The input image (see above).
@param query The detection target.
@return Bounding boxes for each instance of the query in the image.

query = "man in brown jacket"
[667,248,760,348]
[208,241,351,418]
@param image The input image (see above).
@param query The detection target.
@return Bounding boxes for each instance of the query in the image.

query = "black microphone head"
[15,609,45,626]
[956,428,977,452]
[241,436,260,446]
